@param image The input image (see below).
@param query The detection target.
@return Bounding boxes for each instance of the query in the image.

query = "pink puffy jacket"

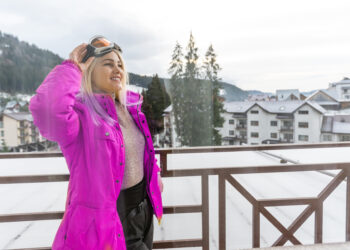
[29,59,163,249]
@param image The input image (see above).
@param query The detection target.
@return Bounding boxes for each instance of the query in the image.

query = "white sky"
[0,0,349,93]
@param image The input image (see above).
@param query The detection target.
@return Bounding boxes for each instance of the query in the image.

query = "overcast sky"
[0,0,349,93]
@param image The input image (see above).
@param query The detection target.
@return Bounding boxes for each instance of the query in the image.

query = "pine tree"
[141,74,171,143]
[202,44,225,145]
[183,31,202,146]
[168,41,185,146]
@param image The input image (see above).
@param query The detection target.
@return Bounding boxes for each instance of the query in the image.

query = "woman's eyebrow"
[102,59,121,63]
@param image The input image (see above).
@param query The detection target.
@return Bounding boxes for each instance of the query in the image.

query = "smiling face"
[91,51,124,95]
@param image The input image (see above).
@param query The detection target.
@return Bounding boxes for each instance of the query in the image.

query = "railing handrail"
[1,141,350,159]
[2,141,350,249]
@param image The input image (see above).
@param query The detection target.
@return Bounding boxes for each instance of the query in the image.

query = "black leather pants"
[117,177,154,250]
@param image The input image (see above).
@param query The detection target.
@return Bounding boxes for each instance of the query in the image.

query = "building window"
[0,121,3,128]
[250,110,259,114]
[271,133,277,139]
[322,134,332,141]
[298,110,309,115]
[341,135,350,141]
[298,122,308,128]
[251,120,259,126]
[229,119,234,124]
[0,131,3,137]
[251,132,259,138]
[229,130,234,135]
[298,135,309,141]
[270,121,277,126]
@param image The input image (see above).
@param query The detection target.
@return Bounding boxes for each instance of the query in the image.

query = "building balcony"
[280,126,294,131]
[233,114,247,118]
[276,114,294,119]
[236,124,247,129]
[281,138,294,143]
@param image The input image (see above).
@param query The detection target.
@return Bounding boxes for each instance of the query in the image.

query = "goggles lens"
[89,35,122,53]
[91,36,112,48]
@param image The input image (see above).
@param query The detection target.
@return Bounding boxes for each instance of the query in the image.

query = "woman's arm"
[29,60,82,148]
[29,43,93,148]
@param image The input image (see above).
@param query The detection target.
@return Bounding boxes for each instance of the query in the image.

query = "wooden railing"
[1,141,350,249]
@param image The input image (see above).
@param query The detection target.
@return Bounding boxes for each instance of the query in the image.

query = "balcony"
[1,142,350,249]
[233,114,247,118]
[280,125,294,131]
[236,124,247,129]
[234,134,247,140]
[281,138,294,143]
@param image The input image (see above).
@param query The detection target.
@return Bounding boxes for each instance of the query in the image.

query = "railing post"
[315,202,323,244]
[218,174,226,250]
[253,206,260,248]
[160,151,167,172]
[346,171,350,241]
[202,174,209,250]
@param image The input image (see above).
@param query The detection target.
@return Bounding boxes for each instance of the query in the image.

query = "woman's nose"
[113,65,122,73]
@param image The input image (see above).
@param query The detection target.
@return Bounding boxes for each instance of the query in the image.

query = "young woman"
[29,35,164,250]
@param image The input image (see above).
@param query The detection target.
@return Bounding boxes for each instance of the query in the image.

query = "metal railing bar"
[225,174,301,246]
[0,174,69,184]
[0,211,64,223]
[201,174,209,250]
[258,197,318,207]
[274,170,347,246]
[152,238,203,248]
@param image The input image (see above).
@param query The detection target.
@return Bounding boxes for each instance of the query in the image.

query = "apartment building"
[220,100,326,145]
[1,112,44,148]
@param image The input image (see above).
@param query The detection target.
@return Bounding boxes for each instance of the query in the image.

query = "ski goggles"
[81,35,123,63]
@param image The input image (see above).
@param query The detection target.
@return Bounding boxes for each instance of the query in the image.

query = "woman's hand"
[69,43,94,73]
[158,174,164,193]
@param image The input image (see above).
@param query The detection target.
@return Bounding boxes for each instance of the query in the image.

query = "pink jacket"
[29,59,163,250]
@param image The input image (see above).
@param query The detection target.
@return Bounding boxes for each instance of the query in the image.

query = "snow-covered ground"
[1,146,350,249]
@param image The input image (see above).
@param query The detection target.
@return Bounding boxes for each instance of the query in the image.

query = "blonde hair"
[76,50,130,127]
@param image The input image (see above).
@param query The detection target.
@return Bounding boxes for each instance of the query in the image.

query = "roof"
[330,77,350,86]
[253,100,304,113]
[164,104,172,113]
[224,101,256,113]
[321,114,350,134]
[276,89,300,100]
[306,89,339,102]
[3,112,33,121]
[5,100,18,109]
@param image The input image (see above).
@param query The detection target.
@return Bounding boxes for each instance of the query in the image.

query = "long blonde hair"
[76,50,130,127]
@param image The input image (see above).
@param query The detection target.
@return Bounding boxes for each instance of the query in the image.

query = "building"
[0,112,46,150]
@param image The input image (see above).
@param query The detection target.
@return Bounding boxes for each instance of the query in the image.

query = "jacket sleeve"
[29,60,82,148]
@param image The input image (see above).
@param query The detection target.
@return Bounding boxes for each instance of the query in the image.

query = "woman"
[29,35,164,250]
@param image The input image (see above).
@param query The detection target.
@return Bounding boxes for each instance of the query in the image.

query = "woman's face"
[91,51,124,95]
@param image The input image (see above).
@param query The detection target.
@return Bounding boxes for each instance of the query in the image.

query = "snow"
[1,147,350,249]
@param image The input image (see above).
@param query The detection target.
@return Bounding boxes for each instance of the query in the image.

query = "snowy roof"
[306,89,339,102]
[302,101,327,114]
[224,101,256,113]
[5,100,18,109]
[321,115,350,134]
[333,121,350,134]
[164,104,172,113]
[253,100,304,113]
[3,112,33,121]
[276,89,300,100]
[330,77,350,86]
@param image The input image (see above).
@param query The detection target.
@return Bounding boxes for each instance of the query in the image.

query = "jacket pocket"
[95,125,117,142]
[64,204,96,248]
